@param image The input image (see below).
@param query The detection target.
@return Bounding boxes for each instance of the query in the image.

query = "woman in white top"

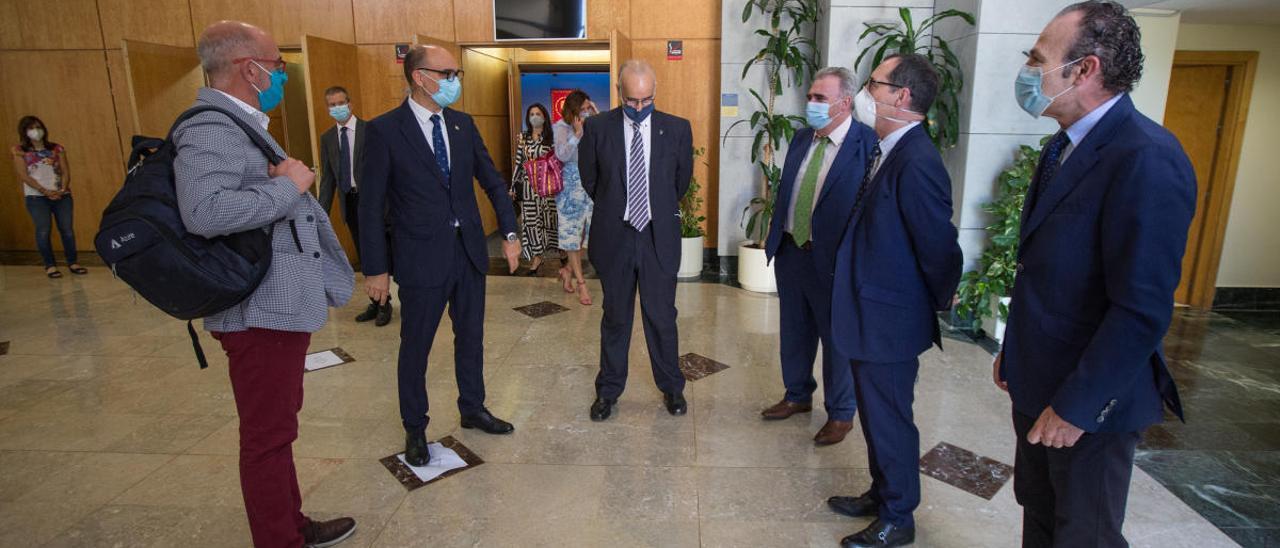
[11,116,84,278]
[553,90,598,306]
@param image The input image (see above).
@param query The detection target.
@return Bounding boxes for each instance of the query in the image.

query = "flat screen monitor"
[494,0,587,41]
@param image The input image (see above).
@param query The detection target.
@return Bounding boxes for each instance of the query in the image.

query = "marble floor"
[0,265,1242,547]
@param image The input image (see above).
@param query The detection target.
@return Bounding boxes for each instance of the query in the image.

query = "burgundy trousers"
[213,328,311,548]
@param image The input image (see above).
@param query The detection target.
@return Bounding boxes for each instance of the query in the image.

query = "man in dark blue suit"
[762,66,877,446]
[359,44,522,466]
[996,3,1195,546]
[579,60,693,421]
[825,54,963,548]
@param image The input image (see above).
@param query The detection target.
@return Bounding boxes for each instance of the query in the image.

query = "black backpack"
[95,105,282,368]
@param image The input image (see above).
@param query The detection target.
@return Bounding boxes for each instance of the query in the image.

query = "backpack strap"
[188,320,210,369]
[168,105,283,166]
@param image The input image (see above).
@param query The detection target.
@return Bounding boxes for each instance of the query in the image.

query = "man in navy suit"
[996,3,1195,546]
[762,66,877,446]
[359,44,522,466]
[579,60,693,421]
[825,53,963,548]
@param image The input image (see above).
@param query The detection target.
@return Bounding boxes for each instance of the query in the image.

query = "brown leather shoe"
[814,420,854,446]
[302,516,356,548]
[761,399,813,421]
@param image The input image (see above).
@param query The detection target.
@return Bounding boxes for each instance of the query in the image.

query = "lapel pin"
[454,125,460,130]
[659,129,664,135]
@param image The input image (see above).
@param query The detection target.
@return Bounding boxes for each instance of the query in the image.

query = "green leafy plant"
[725,0,823,248]
[955,136,1048,326]
[856,7,974,151]
[680,147,709,238]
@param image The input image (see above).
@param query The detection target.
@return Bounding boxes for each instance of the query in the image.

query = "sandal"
[577,283,593,306]
[45,267,62,279]
[68,264,88,275]
[558,267,576,293]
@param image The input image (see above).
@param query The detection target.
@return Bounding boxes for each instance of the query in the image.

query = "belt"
[784,233,812,251]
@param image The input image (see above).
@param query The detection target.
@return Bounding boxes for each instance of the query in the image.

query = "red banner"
[551,89,572,123]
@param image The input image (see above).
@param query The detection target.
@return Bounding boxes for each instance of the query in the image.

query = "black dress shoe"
[828,491,881,518]
[590,397,615,422]
[301,516,356,548]
[663,392,687,416]
[355,301,379,322]
[404,431,430,467]
[375,300,393,327]
[840,519,914,548]
[460,409,514,434]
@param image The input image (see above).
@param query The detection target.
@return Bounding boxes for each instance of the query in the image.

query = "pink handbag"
[524,151,564,198]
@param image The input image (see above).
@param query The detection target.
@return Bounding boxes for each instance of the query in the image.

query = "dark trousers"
[775,236,856,420]
[24,195,77,267]
[341,190,361,258]
[852,358,921,528]
[396,233,486,432]
[596,226,685,399]
[1012,410,1140,547]
[213,328,311,548]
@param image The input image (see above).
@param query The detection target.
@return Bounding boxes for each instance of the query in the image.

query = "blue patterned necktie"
[626,120,651,231]
[337,126,352,193]
[1029,131,1070,210]
[430,113,450,184]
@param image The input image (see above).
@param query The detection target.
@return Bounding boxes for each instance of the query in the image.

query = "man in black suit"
[580,59,693,421]
[360,44,522,466]
[318,86,392,326]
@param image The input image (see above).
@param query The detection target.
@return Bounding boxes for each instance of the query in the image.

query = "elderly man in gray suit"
[175,20,356,548]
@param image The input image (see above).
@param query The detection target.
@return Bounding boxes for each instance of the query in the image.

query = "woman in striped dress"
[510,103,559,274]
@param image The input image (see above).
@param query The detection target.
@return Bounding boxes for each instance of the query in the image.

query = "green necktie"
[791,136,829,246]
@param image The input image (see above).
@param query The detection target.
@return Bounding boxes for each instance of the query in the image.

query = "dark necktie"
[430,113,450,184]
[1028,131,1070,211]
[849,145,884,215]
[626,121,650,231]
[338,126,352,194]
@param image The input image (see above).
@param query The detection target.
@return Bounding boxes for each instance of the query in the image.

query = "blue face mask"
[805,101,832,129]
[251,61,287,112]
[623,103,653,123]
[422,72,462,109]
[1014,57,1082,118]
[329,104,351,122]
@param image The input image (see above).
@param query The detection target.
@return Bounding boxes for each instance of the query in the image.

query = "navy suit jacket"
[831,124,963,363]
[358,100,517,285]
[1002,94,1194,433]
[580,108,693,276]
[765,120,878,278]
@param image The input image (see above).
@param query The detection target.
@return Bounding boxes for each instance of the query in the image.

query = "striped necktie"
[626,120,651,231]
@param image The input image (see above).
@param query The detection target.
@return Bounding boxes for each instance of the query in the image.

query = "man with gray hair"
[580,59,693,421]
[760,66,877,446]
[176,20,356,548]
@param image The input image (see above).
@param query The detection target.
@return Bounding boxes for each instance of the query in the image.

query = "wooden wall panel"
[472,115,510,234]
[356,45,409,118]
[354,0,455,45]
[0,0,104,50]
[122,40,204,138]
[99,0,194,48]
[462,49,510,116]
[104,50,138,162]
[302,35,362,260]
[0,51,123,251]
[633,38,721,246]
[189,0,355,48]
[630,0,719,40]
[453,0,494,43]
[588,0,630,40]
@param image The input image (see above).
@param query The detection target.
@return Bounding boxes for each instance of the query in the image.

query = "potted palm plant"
[955,137,1045,341]
[856,7,974,151]
[679,147,709,280]
[728,0,822,293]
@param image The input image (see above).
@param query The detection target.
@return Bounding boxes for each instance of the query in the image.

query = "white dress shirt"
[623,114,652,225]
[336,115,358,189]
[1060,93,1123,165]
[214,89,270,130]
[870,121,922,179]
[786,116,852,233]
[407,97,451,166]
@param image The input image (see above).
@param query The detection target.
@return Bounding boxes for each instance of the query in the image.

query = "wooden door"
[608,29,632,109]
[508,59,524,171]
[301,35,362,262]
[1163,51,1258,308]
[121,39,203,137]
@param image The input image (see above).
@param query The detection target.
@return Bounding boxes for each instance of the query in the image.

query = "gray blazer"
[174,88,354,334]
[317,118,366,220]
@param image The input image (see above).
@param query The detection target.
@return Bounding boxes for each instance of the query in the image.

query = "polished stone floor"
[0,265,1239,547]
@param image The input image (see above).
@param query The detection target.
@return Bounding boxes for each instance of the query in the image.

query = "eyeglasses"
[417,67,464,81]
[623,95,654,109]
[233,56,286,71]
[865,78,904,91]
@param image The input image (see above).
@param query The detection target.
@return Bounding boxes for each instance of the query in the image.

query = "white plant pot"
[678,236,704,280]
[984,296,1012,343]
[737,241,776,293]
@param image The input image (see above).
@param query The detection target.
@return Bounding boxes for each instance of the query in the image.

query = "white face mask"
[26,128,44,141]
[853,86,919,127]
[529,114,545,128]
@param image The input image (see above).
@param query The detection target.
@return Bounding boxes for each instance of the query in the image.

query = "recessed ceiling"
[1124,0,1280,26]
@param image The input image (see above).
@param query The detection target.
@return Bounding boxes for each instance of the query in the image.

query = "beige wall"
[1132,12,1181,123]
[1176,23,1280,288]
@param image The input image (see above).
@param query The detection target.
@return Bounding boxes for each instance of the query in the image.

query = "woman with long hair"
[553,90,597,305]
[510,103,560,274]
[10,116,85,278]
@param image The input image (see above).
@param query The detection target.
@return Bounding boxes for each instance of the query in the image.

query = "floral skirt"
[555,162,592,251]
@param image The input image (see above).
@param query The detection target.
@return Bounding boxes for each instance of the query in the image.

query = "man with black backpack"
[174,21,356,548]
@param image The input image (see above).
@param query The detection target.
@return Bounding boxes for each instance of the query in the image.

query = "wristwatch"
[505,232,518,242]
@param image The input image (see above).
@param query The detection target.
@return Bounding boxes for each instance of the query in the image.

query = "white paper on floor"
[305,349,348,371]
[395,443,469,482]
